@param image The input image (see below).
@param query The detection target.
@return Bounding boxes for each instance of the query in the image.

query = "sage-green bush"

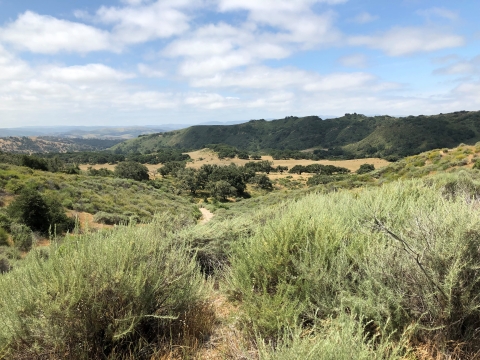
[228,177,480,355]
[0,215,206,359]
[93,211,130,225]
[9,223,34,251]
[257,313,408,360]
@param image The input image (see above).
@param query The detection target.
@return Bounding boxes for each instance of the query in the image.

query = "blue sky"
[0,0,478,127]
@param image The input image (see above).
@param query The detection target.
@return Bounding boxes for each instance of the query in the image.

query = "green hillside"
[111,111,480,159]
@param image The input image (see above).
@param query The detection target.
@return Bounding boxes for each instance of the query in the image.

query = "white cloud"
[0,11,114,54]
[0,45,32,80]
[433,56,480,75]
[351,11,378,24]
[303,72,376,92]
[95,1,191,45]
[189,65,392,94]
[338,53,368,68]
[416,7,459,22]
[218,0,343,47]
[184,92,239,109]
[137,64,165,78]
[164,23,291,76]
[350,27,464,56]
[218,0,347,12]
[41,64,135,83]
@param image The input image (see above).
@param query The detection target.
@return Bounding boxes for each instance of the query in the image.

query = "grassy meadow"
[1,144,480,358]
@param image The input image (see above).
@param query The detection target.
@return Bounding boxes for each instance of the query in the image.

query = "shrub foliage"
[0,215,206,359]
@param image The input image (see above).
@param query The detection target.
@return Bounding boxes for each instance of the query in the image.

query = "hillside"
[111,111,480,159]
[1,143,480,358]
[0,137,122,154]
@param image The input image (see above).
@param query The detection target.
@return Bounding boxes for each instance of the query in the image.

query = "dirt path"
[199,208,214,224]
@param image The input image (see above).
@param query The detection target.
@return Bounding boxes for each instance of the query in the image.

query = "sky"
[0,0,479,127]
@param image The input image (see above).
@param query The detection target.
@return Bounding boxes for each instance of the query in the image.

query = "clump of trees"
[7,188,74,235]
[158,161,186,177]
[289,164,350,175]
[114,161,150,181]
[356,163,375,174]
[2,188,75,251]
[87,167,114,177]
[160,163,257,200]
[0,153,80,174]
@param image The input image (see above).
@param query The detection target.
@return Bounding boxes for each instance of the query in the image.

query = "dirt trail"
[199,208,214,224]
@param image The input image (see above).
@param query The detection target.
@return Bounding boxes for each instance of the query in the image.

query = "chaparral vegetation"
[1,113,480,359]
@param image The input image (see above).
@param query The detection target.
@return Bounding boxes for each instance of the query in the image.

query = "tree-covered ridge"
[0,136,122,154]
[110,111,480,160]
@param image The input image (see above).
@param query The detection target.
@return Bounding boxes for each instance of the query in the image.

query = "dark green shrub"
[0,256,11,274]
[7,188,74,235]
[87,167,114,177]
[473,159,480,170]
[158,161,186,177]
[7,188,50,233]
[207,180,236,201]
[20,155,48,171]
[250,174,273,190]
[0,228,8,246]
[356,163,375,174]
[114,161,149,181]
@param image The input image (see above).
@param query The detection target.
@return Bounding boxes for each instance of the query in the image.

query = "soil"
[199,208,214,224]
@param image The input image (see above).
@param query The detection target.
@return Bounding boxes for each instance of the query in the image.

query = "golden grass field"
[79,149,391,180]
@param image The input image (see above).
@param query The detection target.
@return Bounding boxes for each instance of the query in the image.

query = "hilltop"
[111,111,480,160]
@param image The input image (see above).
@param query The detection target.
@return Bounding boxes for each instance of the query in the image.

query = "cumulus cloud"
[217,0,343,47]
[0,45,32,80]
[349,26,464,56]
[189,66,395,94]
[0,11,114,54]
[95,1,191,45]
[164,23,291,76]
[41,64,135,83]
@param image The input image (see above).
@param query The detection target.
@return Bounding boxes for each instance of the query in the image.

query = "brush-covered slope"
[111,111,480,159]
[0,137,122,154]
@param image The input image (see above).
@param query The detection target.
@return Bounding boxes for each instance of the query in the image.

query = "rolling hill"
[110,111,480,159]
[0,137,122,154]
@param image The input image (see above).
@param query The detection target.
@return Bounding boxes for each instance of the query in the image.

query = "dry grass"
[186,149,390,172]
[67,210,114,230]
[80,150,390,181]
[194,293,257,360]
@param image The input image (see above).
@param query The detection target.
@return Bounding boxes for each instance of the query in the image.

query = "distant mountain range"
[110,111,480,160]
[0,126,171,139]
[0,120,251,139]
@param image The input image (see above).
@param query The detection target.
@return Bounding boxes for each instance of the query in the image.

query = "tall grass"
[0,214,208,359]
[257,313,409,360]
[228,176,480,356]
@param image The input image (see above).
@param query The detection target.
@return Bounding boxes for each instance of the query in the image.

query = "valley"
[1,113,480,359]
